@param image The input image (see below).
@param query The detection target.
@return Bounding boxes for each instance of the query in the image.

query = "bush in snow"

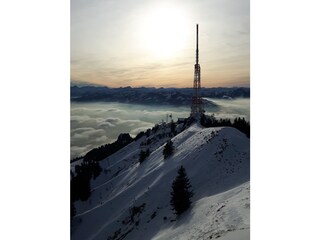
[170,121,177,135]
[163,140,174,159]
[170,166,194,215]
[139,149,150,164]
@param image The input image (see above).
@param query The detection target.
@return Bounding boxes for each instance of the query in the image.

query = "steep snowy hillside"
[71,123,250,240]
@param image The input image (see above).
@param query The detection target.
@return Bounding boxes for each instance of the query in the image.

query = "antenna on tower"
[196,24,199,65]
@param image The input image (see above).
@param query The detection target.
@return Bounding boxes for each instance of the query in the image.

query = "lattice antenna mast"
[191,24,204,118]
[196,24,199,65]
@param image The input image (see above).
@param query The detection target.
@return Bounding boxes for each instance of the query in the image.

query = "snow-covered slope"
[71,123,250,240]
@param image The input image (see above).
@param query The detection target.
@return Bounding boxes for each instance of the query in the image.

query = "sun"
[139,5,189,59]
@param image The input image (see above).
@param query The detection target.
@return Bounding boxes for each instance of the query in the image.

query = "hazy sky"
[71,0,249,88]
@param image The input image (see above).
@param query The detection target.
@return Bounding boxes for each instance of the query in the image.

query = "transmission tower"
[191,24,204,119]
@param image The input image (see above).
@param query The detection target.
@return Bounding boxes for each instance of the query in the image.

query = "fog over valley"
[71,99,249,159]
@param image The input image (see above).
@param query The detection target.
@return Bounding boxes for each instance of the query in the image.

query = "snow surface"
[71,123,250,240]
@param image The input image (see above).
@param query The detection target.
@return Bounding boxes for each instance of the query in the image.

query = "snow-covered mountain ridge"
[71,123,250,240]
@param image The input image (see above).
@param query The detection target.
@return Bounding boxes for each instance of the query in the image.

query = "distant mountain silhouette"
[71,86,249,106]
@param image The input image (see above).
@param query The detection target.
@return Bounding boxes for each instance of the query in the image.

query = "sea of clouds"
[71,99,249,159]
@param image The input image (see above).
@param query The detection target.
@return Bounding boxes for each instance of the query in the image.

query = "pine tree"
[170,166,194,215]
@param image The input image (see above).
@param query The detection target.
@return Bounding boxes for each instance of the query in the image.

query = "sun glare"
[139,5,189,59]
